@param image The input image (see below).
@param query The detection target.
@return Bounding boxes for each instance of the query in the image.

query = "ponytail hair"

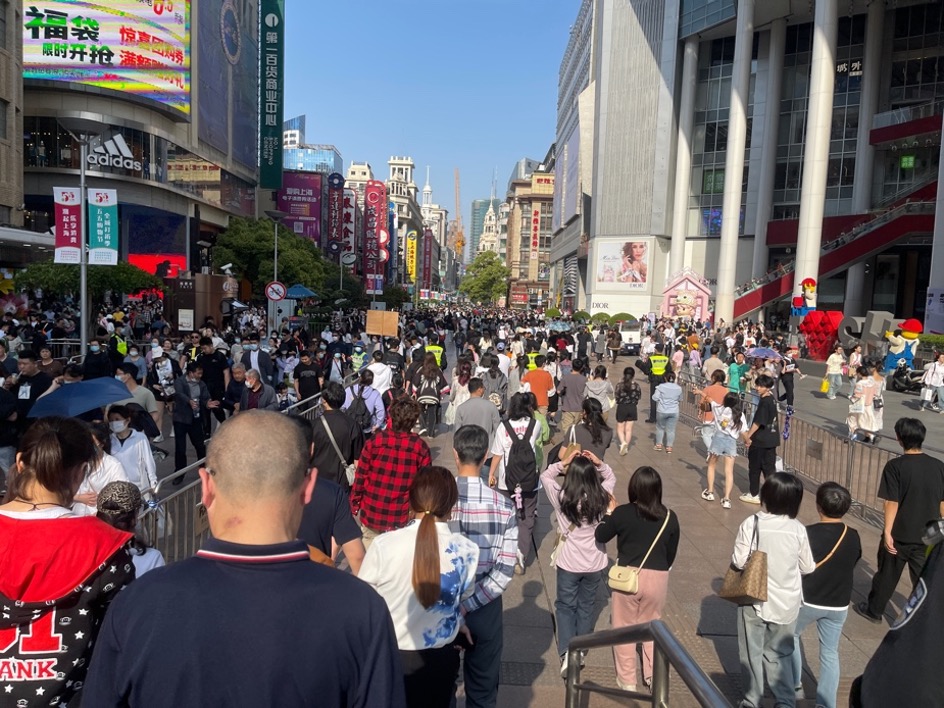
[410,466,459,609]
[6,417,96,507]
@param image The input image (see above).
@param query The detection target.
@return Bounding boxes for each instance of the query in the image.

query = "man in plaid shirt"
[350,398,430,544]
[452,425,518,708]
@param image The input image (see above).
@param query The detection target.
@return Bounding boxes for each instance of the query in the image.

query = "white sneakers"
[619,442,628,456]
[739,493,761,504]
[701,489,715,501]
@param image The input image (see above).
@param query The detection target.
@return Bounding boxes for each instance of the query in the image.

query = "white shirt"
[732,512,815,624]
[708,403,747,439]
[489,416,543,491]
[497,354,511,378]
[110,429,158,492]
[367,361,393,394]
[72,453,131,516]
[359,520,479,651]
[131,547,166,576]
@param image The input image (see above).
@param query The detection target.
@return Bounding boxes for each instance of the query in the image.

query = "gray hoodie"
[584,378,615,412]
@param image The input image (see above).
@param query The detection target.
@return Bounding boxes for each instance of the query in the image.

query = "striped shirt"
[453,476,518,612]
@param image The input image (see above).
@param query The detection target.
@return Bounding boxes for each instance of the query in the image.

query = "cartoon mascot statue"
[884,318,923,374]
[791,278,817,317]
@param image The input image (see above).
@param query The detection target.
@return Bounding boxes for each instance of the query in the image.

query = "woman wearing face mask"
[83,338,114,379]
[122,344,147,384]
[72,422,131,516]
[327,350,346,384]
[146,349,181,439]
[107,404,158,493]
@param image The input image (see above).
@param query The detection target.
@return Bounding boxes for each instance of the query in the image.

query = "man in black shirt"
[195,337,229,435]
[383,339,406,376]
[298,479,365,574]
[293,350,323,401]
[741,373,779,504]
[4,351,52,435]
[855,417,944,623]
[83,410,404,707]
[311,382,363,489]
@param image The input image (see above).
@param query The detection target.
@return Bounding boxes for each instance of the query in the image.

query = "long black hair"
[722,392,745,432]
[581,397,610,445]
[628,466,667,521]
[558,455,610,526]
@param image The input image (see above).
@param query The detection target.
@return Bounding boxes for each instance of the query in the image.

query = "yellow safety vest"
[526,352,539,370]
[426,345,443,366]
[113,334,128,356]
[650,354,669,376]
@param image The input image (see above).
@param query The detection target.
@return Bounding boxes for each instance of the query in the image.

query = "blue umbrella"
[28,377,131,418]
[746,347,782,360]
[286,284,317,299]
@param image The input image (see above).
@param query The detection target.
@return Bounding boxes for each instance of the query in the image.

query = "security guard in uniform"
[423,334,447,371]
[350,343,368,371]
[646,342,670,423]
[526,350,540,371]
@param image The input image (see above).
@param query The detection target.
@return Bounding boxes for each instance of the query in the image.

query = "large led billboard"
[23,1,191,115]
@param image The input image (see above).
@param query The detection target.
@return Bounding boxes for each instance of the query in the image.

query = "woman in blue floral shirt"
[359,465,479,707]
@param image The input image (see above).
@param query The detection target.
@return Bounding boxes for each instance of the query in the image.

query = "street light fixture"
[264,209,289,284]
[57,117,105,359]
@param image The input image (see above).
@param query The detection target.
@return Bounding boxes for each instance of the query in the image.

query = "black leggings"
[399,645,460,708]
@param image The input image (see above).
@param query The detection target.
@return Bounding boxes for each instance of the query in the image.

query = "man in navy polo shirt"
[83,410,404,708]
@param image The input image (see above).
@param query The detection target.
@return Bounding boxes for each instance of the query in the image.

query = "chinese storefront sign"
[24,1,191,115]
[276,171,322,244]
[258,0,284,189]
[406,230,417,283]
[531,208,540,260]
[87,188,118,265]
[327,172,344,259]
[363,180,388,294]
[53,187,81,264]
[341,188,358,269]
[422,228,433,291]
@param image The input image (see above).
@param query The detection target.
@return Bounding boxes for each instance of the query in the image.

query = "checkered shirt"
[454,476,518,612]
[350,430,431,533]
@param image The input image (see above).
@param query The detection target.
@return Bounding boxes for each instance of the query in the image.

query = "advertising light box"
[23,1,191,115]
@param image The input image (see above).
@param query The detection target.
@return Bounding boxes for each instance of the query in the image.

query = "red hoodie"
[0,514,133,706]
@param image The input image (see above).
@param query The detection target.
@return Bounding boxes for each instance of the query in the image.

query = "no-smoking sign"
[265,281,286,301]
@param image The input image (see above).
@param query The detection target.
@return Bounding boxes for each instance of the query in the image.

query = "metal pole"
[79,139,88,358]
[651,644,670,707]
[273,220,278,283]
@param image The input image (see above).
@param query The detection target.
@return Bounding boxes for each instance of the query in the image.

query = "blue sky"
[283,0,578,228]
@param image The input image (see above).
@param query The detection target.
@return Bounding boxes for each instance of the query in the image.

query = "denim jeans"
[792,605,847,708]
[555,568,603,657]
[826,374,843,398]
[655,412,678,447]
[737,605,797,708]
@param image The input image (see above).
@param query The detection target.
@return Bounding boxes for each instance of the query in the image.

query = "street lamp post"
[58,118,104,359]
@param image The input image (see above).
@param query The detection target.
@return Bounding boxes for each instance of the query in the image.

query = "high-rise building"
[0,0,23,230]
[506,169,555,309]
[282,115,342,174]
[557,0,941,324]
[468,198,494,258]
[345,161,374,207]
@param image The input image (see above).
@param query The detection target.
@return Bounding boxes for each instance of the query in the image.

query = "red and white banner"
[531,207,540,260]
[53,187,82,264]
[342,188,358,272]
[422,228,433,291]
[327,172,344,260]
[363,180,388,295]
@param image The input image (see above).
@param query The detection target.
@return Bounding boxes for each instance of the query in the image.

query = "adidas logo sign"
[88,133,143,172]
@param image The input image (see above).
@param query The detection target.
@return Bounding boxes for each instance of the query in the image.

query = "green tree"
[545,306,562,318]
[459,251,511,304]
[572,310,591,322]
[214,217,337,300]
[379,286,411,310]
[15,261,163,302]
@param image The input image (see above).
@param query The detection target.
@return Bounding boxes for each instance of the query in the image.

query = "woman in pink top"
[541,449,616,677]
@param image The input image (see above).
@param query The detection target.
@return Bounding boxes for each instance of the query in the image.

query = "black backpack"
[502,418,538,492]
[347,386,373,430]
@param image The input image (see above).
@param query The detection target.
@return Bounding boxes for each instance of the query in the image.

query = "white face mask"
[129,350,139,357]
[245,381,253,389]
[110,420,127,434]
[114,375,125,382]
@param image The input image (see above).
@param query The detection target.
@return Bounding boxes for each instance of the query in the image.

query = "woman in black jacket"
[595,466,680,692]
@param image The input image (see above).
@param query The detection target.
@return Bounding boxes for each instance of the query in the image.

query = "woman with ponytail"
[359,465,479,707]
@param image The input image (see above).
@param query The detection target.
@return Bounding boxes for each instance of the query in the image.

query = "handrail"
[876,174,938,209]
[565,620,731,708]
[872,98,944,130]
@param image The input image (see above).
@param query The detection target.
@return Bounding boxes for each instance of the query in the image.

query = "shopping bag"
[819,378,830,394]
[922,387,934,402]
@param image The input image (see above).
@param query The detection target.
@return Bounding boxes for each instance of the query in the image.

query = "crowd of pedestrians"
[0,302,942,707]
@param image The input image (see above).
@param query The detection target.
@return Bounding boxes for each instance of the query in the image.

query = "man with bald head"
[83,411,405,707]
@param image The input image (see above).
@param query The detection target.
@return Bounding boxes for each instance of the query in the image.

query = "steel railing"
[672,369,941,528]
[564,620,730,708]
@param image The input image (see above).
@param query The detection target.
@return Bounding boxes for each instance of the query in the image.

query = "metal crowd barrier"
[138,371,362,561]
[565,620,730,708]
[673,370,918,528]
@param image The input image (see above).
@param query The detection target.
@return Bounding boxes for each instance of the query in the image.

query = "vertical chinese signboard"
[276,171,322,244]
[87,189,119,265]
[259,0,284,189]
[422,228,433,291]
[363,180,388,295]
[327,172,344,261]
[406,230,418,283]
[53,187,81,264]
[531,207,540,260]
[342,188,358,272]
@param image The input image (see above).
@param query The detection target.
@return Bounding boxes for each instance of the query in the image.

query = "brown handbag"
[718,515,768,604]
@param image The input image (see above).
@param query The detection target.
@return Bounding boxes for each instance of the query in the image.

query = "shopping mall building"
[551,0,941,323]
[3,0,261,279]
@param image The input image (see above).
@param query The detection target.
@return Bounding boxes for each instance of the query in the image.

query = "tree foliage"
[458,251,511,304]
[378,286,411,310]
[591,312,612,325]
[214,217,351,300]
[15,261,163,302]
[572,310,591,322]
[545,306,562,318]
[611,312,635,323]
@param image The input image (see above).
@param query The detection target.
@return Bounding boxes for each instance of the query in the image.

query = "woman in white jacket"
[72,422,131,516]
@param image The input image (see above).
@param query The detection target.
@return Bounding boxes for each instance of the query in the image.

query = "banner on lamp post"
[53,187,82,264]
[87,188,118,265]
[327,173,344,260]
[406,230,418,283]
[363,180,388,294]
[341,188,358,272]
[422,228,433,291]
[259,0,285,190]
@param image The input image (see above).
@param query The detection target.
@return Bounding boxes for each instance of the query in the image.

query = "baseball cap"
[96,481,143,518]
[497,341,506,351]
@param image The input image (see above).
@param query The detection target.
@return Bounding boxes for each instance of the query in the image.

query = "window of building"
[0,99,7,141]
[0,1,7,51]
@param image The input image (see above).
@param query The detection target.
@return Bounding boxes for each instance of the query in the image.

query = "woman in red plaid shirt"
[350,398,432,547]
